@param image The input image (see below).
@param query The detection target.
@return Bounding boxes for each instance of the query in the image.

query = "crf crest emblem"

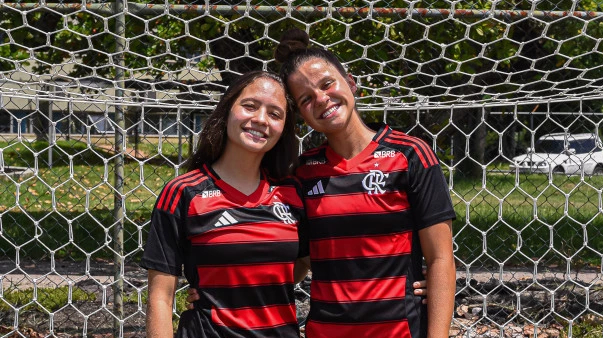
[272,202,296,224]
[362,170,389,195]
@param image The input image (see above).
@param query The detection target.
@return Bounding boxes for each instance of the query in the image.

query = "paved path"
[1,260,601,290]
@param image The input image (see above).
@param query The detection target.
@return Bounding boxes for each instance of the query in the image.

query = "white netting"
[1,1,602,337]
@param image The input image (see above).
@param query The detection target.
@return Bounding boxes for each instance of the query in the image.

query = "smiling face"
[224,77,288,156]
[287,58,357,136]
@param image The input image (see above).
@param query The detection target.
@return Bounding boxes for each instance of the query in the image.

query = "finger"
[422,269,427,277]
[422,298,427,305]
[186,295,198,303]
[413,281,427,289]
[186,303,194,310]
[187,288,196,295]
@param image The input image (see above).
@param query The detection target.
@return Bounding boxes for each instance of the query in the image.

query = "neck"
[325,113,376,159]
[212,146,263,195]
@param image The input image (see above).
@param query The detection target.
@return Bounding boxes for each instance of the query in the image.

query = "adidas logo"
[307,181,325,196]
[215,211,238,227]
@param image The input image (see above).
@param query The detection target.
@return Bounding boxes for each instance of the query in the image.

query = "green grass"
[0,139,190,168]
[0,286,96,312]
[452,172,603,266]
[0,140,178,260]
[1,140,602,266]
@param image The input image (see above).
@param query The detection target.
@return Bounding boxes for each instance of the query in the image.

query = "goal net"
[1,0,602,337]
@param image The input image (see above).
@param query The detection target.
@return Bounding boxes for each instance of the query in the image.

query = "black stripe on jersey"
[308,211,416,238]
[310,254,410,281]
[221,323,300,338]
[301,171,407,196]
[190,241,299,265]
[198,284,296,309]
[308,298,406,324]
[186,205,304,237]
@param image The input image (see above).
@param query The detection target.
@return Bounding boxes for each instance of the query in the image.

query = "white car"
[510,133,603,175]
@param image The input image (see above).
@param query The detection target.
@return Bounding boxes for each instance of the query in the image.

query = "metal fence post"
[113,0,127,336]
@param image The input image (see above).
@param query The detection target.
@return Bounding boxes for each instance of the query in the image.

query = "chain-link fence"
[1,1,602,337]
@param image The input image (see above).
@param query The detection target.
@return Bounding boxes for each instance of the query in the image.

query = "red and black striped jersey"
[141,163,308,338]
[295,124,456,338]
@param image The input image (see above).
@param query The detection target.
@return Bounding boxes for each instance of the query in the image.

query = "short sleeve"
[140,189,186,276]
[407,149,456,229]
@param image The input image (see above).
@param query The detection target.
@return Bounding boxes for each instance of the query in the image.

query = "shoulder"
[265,174,305,207]
[266,173,304,196]
[162,169,211,192]
[379,128,440,168]
[298,144,328,166]
[296,144,330,179]
[155,169,212,213]
[266,173,302,189]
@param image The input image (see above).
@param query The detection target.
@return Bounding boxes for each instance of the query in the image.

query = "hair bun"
[274,28,310,63]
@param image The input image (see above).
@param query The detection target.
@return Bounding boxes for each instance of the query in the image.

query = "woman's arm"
[419,220,456,338]
[294,256,311,283]
[147,269,179,338]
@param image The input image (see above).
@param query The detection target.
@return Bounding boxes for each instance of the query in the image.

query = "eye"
[269,110,283,119]
[299,96,311,105]
[322,80,334,90]
[242,103,257,110]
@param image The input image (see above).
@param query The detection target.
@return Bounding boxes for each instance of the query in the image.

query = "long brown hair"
[187,71,298,178]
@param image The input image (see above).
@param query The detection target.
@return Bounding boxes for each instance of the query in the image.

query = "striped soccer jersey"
[295,124,456,338]
[141,163,308,338]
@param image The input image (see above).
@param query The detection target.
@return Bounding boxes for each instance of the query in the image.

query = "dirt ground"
[1,260,602,337]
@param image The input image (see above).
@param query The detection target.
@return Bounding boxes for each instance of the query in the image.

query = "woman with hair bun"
[275,28,456,338]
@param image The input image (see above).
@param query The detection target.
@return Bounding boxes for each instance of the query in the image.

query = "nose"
[316,90,330,106]
[252,108,268,125]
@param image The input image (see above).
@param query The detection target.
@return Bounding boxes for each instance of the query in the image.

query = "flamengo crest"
[362,170,389,195]
[272,202,296,224]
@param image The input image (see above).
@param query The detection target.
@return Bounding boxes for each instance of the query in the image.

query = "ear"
[346,74,357,94]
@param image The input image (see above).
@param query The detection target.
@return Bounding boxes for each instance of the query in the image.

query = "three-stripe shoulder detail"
[157,170,209,213]
[384,131,438,168]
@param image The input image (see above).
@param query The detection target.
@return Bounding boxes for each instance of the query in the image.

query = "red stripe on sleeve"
[211,304,297,329]
[157,170,201,211]
[386,135,438,167]
[410,135,438,165]
[311,276,406,302]
[305,320,410,338]
[374,126,389,143]
[304,191,409,218]
[169,177,208,214]
[310,232,411,260]
[197,262,294,287]
[385,138,432,168]
[191,223,299,245]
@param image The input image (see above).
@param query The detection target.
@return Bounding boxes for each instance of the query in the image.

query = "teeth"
[248,130,265,138]
[322,106,338,119]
